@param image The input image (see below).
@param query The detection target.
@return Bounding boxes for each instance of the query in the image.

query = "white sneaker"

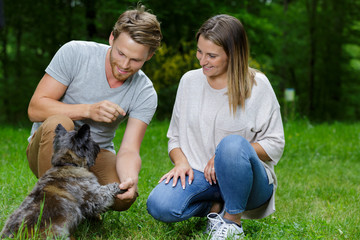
[210,221,244,240]
[204,208,225,234]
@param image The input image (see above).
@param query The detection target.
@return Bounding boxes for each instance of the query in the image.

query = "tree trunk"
[307,0,318,116]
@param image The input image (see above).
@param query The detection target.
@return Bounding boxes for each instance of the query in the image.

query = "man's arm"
[28,73,125,123]
[116,117,147,201]
[28,73,89,122]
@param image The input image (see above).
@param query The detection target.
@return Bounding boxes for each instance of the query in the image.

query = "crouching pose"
[26,5,162,213]
[146,14,285,240]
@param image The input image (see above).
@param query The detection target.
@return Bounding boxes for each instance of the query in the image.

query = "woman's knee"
[218,135,249,152]
[146,188,169,221]
[146,186,182,223]
[215,135,251,166]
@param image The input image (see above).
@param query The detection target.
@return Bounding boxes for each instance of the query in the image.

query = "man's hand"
[88,100,126,123]
[116,178,138,203]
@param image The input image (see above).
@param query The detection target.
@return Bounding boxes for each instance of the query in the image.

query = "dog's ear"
[86,143,100,168]
[55,124,67,136]
[76,124,90,141]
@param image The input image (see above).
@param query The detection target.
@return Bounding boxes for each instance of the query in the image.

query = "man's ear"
[146,52,154,61]
[109,31,114,46]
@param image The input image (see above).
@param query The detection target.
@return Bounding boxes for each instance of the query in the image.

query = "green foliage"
[0,0,360,123]
[1,121,360,239]
[143,0,217,47]
[143,43,200,119]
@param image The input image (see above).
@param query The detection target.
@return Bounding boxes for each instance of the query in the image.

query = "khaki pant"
[26,115,135,211]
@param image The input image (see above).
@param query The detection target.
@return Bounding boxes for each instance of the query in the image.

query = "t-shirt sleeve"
[45,41,80,86]
[128,82,158,125]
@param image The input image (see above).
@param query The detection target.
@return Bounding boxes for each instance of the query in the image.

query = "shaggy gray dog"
[1,124,124,239]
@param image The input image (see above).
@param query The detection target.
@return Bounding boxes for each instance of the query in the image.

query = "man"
[26,5,162,211]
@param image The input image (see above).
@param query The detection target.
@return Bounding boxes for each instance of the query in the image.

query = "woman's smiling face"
[196,35,228,81]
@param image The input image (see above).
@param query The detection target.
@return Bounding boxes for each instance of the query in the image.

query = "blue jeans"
[146,135,273,223]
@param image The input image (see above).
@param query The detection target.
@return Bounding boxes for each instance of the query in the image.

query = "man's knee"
[41,115,74,133]
[27,115,75,178]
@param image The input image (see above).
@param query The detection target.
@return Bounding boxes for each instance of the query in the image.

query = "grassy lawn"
[0,120,359,239]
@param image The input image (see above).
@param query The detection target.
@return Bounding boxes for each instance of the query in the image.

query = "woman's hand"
[204,155,216,185]
[159,162,194,190]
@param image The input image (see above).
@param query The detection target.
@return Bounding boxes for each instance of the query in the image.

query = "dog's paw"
[117,188,127,194]
[108,183,126,195]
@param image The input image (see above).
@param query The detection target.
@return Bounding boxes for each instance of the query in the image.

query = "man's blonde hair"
[113,4,162,54]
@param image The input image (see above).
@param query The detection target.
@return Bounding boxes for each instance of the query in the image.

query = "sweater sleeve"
[167,77,184,154]
[256,108,285,165]
[253,73,285,165]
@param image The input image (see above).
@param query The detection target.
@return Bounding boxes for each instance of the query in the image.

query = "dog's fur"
[1,124,123,239]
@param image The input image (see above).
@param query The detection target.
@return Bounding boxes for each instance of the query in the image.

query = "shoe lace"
[215,223,231,239]
[206,213,226,239]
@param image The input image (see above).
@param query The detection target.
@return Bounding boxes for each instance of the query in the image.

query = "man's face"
[109,32,152,82]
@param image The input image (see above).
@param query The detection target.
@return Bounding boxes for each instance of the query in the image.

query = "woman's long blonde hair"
[196,14,256,114]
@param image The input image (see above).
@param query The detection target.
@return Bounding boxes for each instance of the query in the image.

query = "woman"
[147,14,285,239]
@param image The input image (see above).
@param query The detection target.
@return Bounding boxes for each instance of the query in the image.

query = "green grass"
[0,120,359,239]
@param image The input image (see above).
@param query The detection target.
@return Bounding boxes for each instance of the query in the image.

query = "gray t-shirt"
[29,41,157,153]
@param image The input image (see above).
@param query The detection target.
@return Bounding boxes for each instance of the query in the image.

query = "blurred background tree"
[0,0,359,124]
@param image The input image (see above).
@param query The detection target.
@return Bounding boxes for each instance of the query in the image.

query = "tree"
[0,0,359,123]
